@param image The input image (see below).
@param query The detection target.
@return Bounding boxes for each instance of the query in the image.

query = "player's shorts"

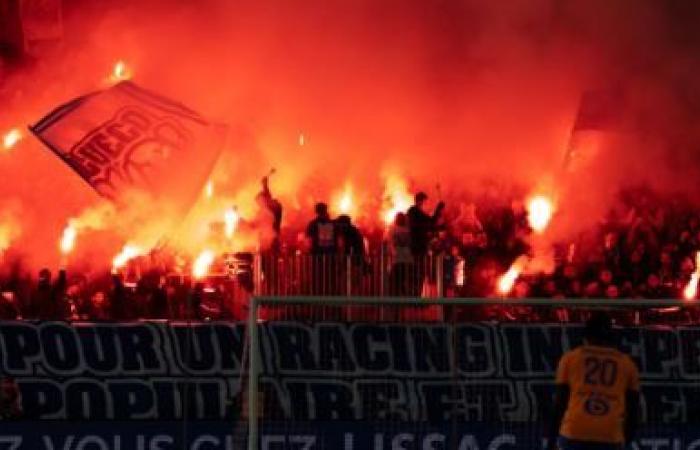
[558,437,624,450]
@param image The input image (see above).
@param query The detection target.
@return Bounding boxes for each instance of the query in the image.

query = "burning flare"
[527,195,554,234]
[59,222,78,255]
[224,208,240,239]
[112,245,143,272]
[684,273,699,301]
[334,184,356,217]
[382,175,412,225]
[192,249,215,279]
[497,265,521,296]
[110,60,132,82]
[684,252,700,301]
[3,129,22,151]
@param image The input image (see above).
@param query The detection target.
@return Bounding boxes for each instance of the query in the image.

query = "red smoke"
[2,0,700,271]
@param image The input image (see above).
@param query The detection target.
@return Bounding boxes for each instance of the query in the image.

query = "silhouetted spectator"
[110,274,128,320]
[30,268,67,320]
[306,203,337,255]
[407,192,445,258]
[256,175,283,252]
[336,215,365,257]
[0,291,21,319]
[388,212,413,296]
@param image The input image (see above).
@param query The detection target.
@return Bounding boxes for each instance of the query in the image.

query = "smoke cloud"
[2,0,700,270]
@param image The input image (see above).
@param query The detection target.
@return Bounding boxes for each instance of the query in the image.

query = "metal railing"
[252,252,445,298]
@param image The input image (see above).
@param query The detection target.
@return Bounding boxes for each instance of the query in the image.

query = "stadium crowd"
[0,181,699,323]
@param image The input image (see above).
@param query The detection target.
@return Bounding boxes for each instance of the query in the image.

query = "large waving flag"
[31,81,226,204]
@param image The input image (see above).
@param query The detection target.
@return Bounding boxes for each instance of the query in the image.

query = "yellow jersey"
[556,344,640,444]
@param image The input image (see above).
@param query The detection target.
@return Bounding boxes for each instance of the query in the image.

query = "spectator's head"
[415,192,428,208]
[584,281,601,298]
[543,280,558,297]
[620,280,634,296]
[38,268,51,285]
[92,292,106,309]
[599,269,613,286]
[630,249,643,264]
[680,230,691,243]
[646,273,660,289]
[563,264,577,280]
[681,256,695,275]
[605,284,620,299]
[314,202,329,219]
[394,212,407,227]
[336,215,352,226]
[513,280,530,299]
[660,251,672,267]
[568,280,583,296]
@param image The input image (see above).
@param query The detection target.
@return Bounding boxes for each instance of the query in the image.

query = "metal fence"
[252,252,444,298]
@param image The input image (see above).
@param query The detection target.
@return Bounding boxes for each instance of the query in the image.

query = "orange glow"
[0,226,14,256]
[333,184,356,217]
[3,129,22,151]
[381,175,412,225]
[204,180,214,199]
[497,265,521,295]
[112,244,143,272]
[224,207,240,239]
[59,221,77,255]
[527,195,554,234]
[684,252,700,301]
[0,228,10,254]
[110,60,132,82]
[192,249,215,279]
[298,133,305,146]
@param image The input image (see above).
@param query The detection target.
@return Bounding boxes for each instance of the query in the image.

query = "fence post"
[437,254,444,298]
[248,297,259,450]
[253,254,262,296]
[346,255,352,297]
[380,245,385,298]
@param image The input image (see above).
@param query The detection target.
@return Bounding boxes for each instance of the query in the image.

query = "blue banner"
[1,320,699,448]
[0,422,699,449]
